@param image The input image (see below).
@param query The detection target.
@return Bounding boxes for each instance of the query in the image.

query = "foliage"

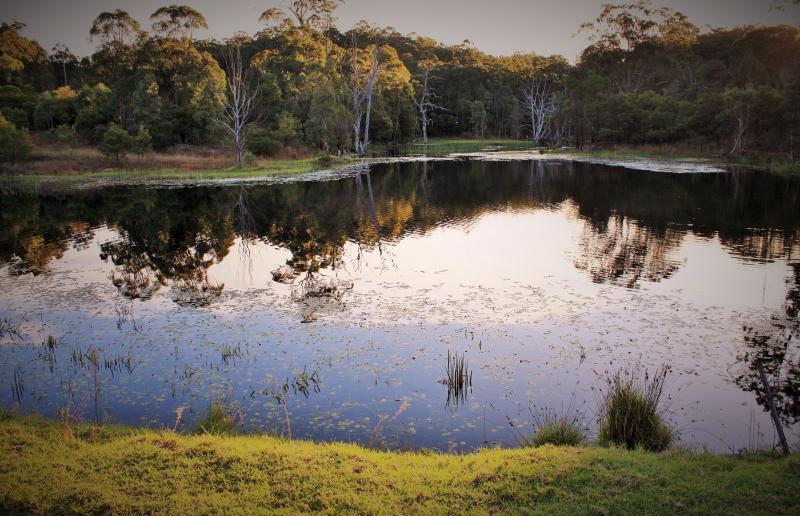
[1,414,799,514]
[130,124,152,162]
[98,123,131,163]
[597,366,675,452]
[52,124,78,149]
[272,110,302,146]
[0,2,798,159]
[0,113,33,162]
[246,127,281,156]
[33,86,77,130]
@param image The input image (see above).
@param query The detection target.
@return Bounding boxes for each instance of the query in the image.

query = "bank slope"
[0,415,798,514]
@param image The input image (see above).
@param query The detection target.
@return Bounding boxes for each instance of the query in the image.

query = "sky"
[3,0,799,61]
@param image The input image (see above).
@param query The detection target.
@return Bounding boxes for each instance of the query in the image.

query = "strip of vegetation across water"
[0,412,797,514]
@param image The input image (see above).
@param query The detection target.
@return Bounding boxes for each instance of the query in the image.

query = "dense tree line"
[1,0,799,163]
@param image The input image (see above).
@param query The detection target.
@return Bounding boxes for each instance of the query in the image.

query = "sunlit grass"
[0,413,798,513]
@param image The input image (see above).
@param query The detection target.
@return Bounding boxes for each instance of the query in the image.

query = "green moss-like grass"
[0,157,359,184]
[1,414,798,514]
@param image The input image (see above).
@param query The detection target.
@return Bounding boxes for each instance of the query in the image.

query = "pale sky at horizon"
[2,1,798,62]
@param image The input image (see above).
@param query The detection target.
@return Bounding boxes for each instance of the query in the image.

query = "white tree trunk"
[522,75,556,145]
[215,44,261,167]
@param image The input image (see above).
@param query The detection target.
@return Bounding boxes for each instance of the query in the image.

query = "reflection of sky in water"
[0,160,798,452]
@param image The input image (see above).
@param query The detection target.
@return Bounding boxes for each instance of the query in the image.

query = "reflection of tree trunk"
[236,186,254,278]
[418,161,430,208]
[366,171,381,241]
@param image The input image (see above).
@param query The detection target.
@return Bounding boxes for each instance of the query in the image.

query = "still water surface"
[1,158,798,451]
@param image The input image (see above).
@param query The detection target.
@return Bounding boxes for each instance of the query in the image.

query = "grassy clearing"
[1,414,798,514]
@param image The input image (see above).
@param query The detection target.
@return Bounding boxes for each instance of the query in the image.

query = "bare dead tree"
[412,66,444,144]
[215,43,261,167]
[361,47,380,153]
[521,74,557,145]
[344,40,381,155]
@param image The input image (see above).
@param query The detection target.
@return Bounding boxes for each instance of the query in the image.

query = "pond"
[1,157,799,452]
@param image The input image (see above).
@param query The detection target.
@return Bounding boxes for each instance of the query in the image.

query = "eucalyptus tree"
[0,21,50,88]
[412,60,443,144]
[50,44,77,86]
[216,39,262,167]
[521,73,556,145]
[261,0,343,31]
[150,5,208,41]
[343,41,381,154]
[89,9,143,46]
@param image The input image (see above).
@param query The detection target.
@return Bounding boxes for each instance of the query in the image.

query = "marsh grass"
[524,407,587,447]
[441,350,472,409]
[194,400,238,436]
[597,366,675,452]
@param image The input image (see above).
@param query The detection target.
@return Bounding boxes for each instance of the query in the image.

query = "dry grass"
[4,144,234,175]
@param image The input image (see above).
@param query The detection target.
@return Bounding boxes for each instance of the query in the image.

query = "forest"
[0,0,799,165]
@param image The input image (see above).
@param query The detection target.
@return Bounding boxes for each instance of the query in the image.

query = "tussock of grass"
[528,419,587,448]
[193,400,238,436]
[1,413,798,514]
[597,366,675,452]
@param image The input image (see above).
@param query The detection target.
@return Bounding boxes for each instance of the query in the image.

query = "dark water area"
[1,158,799,452]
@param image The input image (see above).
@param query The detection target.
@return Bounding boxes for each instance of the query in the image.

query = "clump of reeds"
[525,407,587,447]
[597,365,675,452]
[193,400,238,436]
[441,350,472,409]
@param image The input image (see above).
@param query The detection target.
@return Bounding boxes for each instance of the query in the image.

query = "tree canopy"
[0,0,798,158]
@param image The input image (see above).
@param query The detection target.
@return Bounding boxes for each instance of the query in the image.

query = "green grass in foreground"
[1,414,798,514]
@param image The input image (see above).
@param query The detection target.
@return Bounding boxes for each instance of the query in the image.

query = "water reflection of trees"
[573,216,683,288]
[1,159,799,294]
[735,262,800,425]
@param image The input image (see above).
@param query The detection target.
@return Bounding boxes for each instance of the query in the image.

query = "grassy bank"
[0,143,363,184]
[1,414,798,514]
[558,147,800,174]
[2,159,330,183]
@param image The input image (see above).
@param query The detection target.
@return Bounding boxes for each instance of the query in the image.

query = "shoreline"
[2,149,782,191]
[1,413,797,513]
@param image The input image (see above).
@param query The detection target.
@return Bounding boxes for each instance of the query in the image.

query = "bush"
[1,107,28,129]
[0,113,33,163]
[193,400,237,435]
[597,366,675,452]
[315,152,336,168]
[130,124,152,163]
[246,128,281,157]
[53,124,78,149]
[273,110,302,147]
[98,123,131,164]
